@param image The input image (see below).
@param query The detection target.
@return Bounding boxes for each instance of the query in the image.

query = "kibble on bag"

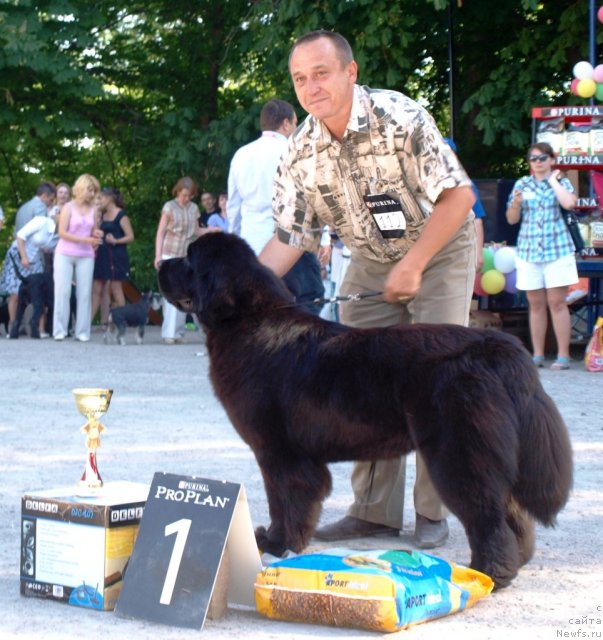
[255,548,493,633]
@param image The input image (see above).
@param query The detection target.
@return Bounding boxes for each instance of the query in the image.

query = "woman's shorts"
[515,253,579,291]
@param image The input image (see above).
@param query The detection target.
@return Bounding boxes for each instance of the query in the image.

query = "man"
[227,98,325,314]
[199,191,220,227]
[14,183,56,233]
[259,31,476,549]
[228,99,298,254]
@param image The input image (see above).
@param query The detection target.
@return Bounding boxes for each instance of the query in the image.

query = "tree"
[0,0,597,288]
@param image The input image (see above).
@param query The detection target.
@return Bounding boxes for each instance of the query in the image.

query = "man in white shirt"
[227,99,298,254]
[227,99,325,314]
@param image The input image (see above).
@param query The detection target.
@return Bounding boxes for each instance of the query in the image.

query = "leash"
[9,250,28,283]
[278,290,383,310]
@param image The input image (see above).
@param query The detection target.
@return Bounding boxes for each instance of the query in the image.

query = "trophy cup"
[73,388,113,495]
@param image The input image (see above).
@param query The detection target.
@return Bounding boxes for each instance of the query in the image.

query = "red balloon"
[598,5,603,23]
[474,272,488,297]
[570,78,581,96]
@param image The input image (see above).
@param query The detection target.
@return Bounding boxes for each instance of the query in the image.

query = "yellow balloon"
[481,269,506,295]
[577,78,597,98]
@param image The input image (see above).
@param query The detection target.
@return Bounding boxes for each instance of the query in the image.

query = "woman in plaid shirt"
[506,142,579,370]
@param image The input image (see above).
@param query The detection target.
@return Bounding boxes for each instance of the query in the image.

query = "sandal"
[550,357,570,371]
[532,355,545,368]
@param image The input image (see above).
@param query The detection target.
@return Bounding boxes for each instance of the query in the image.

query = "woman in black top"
[91,187,135,326]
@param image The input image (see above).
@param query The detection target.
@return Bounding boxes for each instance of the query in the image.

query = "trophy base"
[76,480,104,497]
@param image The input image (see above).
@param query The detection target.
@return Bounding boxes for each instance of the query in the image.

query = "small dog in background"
[104,292,162,345]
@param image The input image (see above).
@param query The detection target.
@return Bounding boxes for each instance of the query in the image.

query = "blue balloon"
[504,270,518,294]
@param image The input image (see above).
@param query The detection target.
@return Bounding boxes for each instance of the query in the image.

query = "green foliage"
[0,0,596,286]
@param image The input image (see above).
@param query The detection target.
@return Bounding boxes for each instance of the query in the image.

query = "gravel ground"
[0,325,602,639]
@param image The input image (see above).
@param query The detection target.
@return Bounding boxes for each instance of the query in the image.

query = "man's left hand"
[383,258,422,303]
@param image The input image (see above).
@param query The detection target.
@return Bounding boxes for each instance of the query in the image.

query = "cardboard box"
[20,481,148,610]
[469,310,502,330]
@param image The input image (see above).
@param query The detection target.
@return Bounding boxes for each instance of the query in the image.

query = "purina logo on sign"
[549,106,603,117]
[556,155,602,165]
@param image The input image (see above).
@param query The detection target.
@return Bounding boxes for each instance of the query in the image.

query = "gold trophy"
[73,388,113,494]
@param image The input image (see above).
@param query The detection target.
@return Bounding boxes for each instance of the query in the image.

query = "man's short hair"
[36,182,57,197]
[260,99,296,132]
[289,30,354,68]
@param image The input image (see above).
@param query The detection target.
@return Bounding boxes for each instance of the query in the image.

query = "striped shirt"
[508,175,575,262]
[160,199,200,258]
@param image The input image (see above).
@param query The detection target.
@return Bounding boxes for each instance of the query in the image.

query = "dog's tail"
[513,378,573,526]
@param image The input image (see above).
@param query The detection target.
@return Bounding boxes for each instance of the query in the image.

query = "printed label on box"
[20,481,148,611]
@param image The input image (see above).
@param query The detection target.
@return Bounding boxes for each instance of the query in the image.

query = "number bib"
[364,193,406,239]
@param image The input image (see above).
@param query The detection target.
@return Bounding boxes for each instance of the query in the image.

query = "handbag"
[584,317,603,372]
[560,207,585,253]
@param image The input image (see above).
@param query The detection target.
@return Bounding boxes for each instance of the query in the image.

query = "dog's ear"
[186,239,238,329]
[184,233,296,329]
[157,257,194,313]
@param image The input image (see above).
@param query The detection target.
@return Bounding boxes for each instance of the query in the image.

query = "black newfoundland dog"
[158,233,572,589]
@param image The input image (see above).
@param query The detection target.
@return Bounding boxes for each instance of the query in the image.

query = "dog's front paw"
[255,526,287,557]
[472,559,517,590]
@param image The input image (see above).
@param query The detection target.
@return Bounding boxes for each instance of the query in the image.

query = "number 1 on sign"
[159,518,192,605]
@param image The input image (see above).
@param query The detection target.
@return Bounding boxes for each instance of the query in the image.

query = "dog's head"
[150,292,162,311]
[140,291,163,312]
[157,233,294,330]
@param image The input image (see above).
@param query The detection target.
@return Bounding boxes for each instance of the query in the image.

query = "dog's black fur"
[0,296,9,336]
[9,273,53,339]
[104,292,161,345]
[158,233,573,589]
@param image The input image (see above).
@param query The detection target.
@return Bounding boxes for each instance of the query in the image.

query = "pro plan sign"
[115,472,261,629]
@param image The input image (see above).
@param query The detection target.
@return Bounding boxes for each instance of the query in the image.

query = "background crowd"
[0,177,235,344]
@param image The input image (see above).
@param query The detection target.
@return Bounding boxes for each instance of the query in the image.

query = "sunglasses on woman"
[528,154,550,163]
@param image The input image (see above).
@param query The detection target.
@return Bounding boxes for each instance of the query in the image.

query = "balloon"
[481,247,495,273]
[493,246,517,274]
[474,273,488,297]
[599,6,603,23]
[573,61,594,80]
[577,78,597,98]
[593,64,603,83]
[504,270,518,294]
[596,83,603,102]
[481,269,506,296]
[570,78,581,96]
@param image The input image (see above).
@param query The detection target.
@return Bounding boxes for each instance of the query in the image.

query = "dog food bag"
[591,118,603,155]
[255,548,493,633]
[564,123,591,156]
[536,117,565,155]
